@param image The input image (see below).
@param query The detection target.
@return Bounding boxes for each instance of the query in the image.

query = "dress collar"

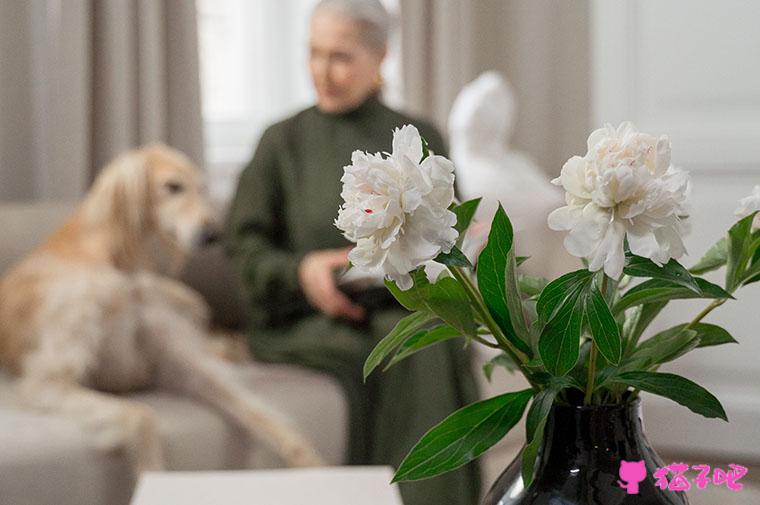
[316,93,383,120]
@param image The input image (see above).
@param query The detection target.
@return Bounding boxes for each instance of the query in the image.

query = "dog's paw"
[85,404,155,448]
[205,331,251,363]
[285,444,325,468]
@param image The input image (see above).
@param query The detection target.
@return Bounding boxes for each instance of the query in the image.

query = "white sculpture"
[448,71,576,278]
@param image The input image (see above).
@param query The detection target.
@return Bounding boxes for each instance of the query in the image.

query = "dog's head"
[84,144,221,267]
[142,145,221,251]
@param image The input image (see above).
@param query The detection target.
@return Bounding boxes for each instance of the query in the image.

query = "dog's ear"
[83,150,151,267]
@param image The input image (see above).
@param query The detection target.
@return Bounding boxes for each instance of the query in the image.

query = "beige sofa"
[0,203,348,505]
[0,202,522,505]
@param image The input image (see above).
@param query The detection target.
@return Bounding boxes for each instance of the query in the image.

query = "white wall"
[470,0,591,177]
[592,0,760,462]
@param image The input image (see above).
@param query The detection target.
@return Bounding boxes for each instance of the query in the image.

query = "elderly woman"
[225,1,480,504]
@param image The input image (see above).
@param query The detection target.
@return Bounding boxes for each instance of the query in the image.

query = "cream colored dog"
[0,144,322,475]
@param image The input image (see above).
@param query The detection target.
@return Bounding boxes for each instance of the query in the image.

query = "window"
[197,0,402,202]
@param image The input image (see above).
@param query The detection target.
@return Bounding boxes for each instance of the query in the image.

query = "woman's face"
[309,9,385,114]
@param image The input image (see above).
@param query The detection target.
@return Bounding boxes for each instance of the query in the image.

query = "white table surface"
[131,466,404,505]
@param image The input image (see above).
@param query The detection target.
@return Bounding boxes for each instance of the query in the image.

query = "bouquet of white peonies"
[335,123,760,486]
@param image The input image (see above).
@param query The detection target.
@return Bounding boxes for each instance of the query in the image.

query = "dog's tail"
[149,327,324,467]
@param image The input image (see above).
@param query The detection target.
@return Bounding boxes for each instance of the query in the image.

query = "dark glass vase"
[483,397,689,505]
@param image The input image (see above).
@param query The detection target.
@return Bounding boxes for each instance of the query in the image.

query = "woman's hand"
[298,247,366,322]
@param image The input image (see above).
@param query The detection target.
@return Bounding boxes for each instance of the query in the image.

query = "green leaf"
[538,293,584,376]
[738,236,760,285]
[692,323,738,348]
[519,274,549,298]
[692,278,733,298]
[741,262,760,285]
[690,237,728,275]
[630,322,736,368]
[522,418,546,487]
[385,325,462,370]
[536,270,596,377]
[614,278,732,314]
[585,286,622,364]
[522,387,558,486]
[434,245,472,268]
[384,269,430,311]
[452,198,482,235]
[631,325,699,367]
[569,339,593,386]
[393,389,533,482]
[525,388,557,443]
[506,249,530,341]
[622,301,668,355]
[536,269,594,322]
[363,311,436,380]
[424,276,477,337]
[609,371,728,421]
[476,205,531,355]
[516,256,530,267]
[420,136,430,161]
[483,352,520,381]
[624,254,701,294]
[726,212,758,291]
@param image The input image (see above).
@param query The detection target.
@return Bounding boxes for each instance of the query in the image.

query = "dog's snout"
[200,224,222,246]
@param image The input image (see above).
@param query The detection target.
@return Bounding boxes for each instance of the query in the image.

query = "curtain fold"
[397,0,590,175]
[90,0,204,176]
[0,0,204,202]
[398,0,476,130]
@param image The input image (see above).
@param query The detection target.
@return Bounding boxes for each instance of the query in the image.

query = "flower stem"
[685,298,727,329]
[629,297,730,401]
[448,266,535,387]
[585,274,609,405]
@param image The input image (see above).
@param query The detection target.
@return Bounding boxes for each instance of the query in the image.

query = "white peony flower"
[548,122,690,279]
[335,125,458,290]
[735,185,760,228]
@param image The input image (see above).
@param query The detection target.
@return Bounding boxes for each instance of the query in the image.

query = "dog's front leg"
[16,379,165,475]
[137,272,211,328]
[143,311,323,467]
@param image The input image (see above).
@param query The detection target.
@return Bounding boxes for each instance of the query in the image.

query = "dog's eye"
[165,181,185,194]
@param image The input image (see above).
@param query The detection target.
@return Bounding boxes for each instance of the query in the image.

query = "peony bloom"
[335,125,458,290]
[735,185,760,229]
[548,122,690,279]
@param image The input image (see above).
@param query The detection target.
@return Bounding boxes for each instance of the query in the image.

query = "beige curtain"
[0,0,203,202]
[398,0,590,175]
[399,0,476,130]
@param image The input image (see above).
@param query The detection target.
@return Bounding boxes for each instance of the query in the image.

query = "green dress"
[225,95,481,505]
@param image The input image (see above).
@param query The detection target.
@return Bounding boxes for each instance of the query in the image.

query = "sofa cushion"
[0,202,76,274]
[0,363,347,505]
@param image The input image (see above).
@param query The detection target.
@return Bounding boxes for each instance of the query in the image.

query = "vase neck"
[538,399,648,473]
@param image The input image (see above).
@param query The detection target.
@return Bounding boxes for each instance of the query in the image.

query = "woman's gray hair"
[313,0,390,51]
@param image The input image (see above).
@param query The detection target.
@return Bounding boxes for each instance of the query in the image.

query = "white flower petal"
[549,122,690,277]
[547,205,584,231]
[735,185,760,218]
[564,205,608,258]
[336,124,458,286]
[600,220,627,279]
[558,156,592,199]
[392,125,424,165]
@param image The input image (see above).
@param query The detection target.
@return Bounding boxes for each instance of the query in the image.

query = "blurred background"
[0,0,759,504]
